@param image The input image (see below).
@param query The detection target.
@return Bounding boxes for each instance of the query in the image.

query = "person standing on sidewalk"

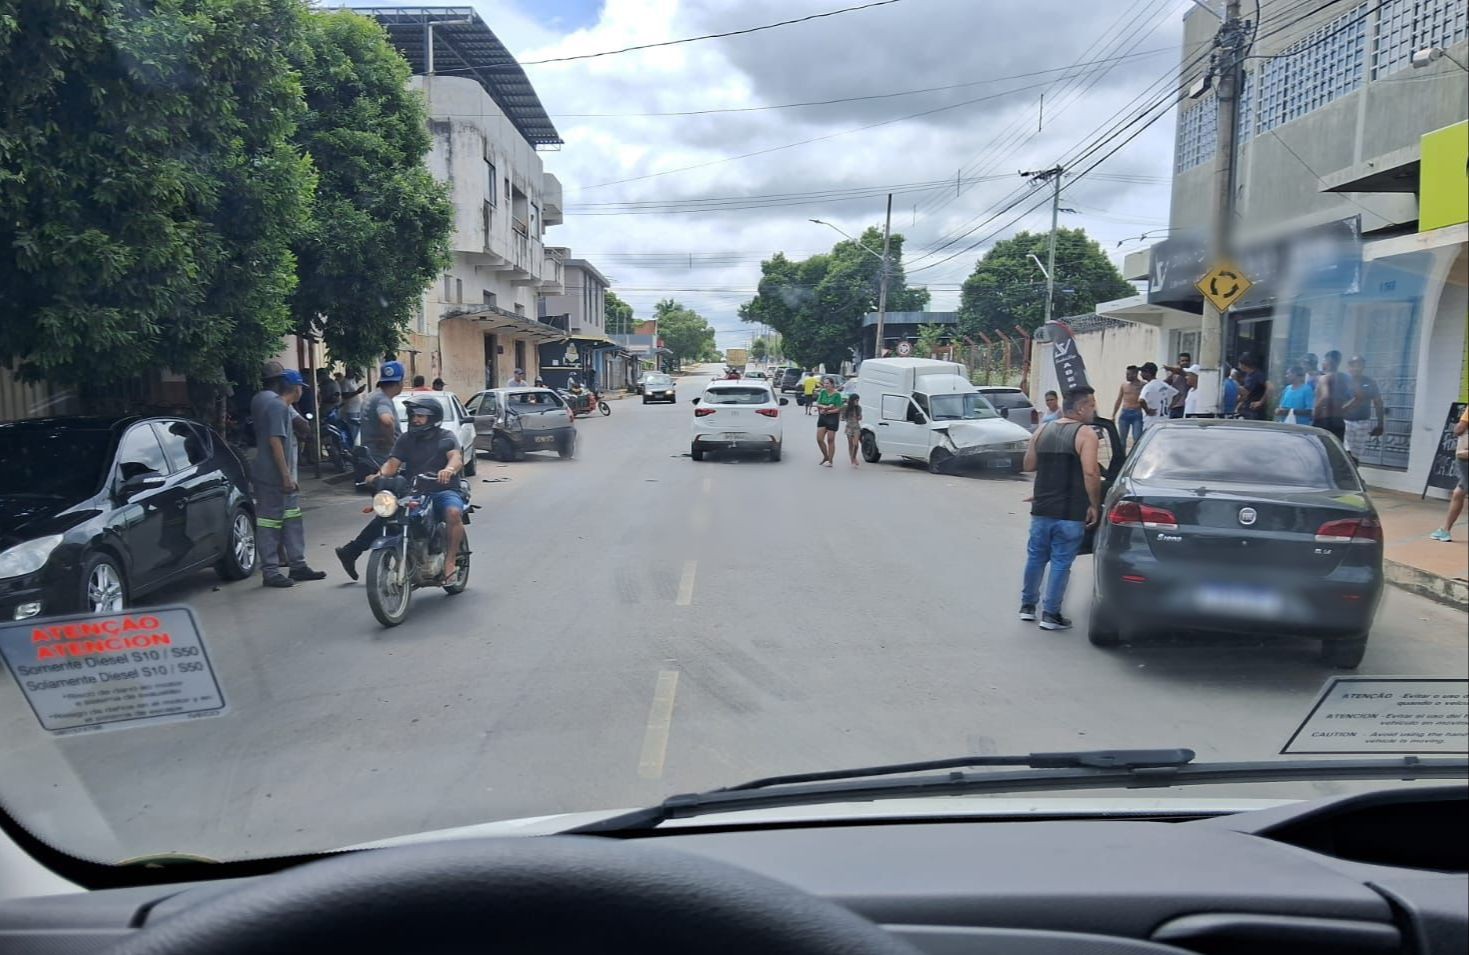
[339,369,366,445]
[251,364,327,588]
[1430,406,1469,542]
[1163,352,1191,419]
[1312,350,1351,443]
[801,370,820,415]
[1137,363,1177,431]
[842,393,864,467]
[1343,355,1386,463]
[1112,365,1143,450]
[1019,387,1102,631]
[1040,391,1062,424]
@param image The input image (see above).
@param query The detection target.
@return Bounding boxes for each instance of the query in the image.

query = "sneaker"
[1038,611,1073,631]
[1430,528,1452,542]
[335,546,360,581]
[262,574,295,589]
[1018,604,1037,621]
[289,565,327,582]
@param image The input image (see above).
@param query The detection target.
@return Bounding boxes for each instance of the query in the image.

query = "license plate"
[721,433,749,440]
[1197,584,1283,618]
[986,457,1012,469]
[533,435,556,444]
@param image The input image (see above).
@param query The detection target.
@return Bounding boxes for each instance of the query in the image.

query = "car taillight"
[756,408,779,417]
[1315,517,1382,543]
[1108,501,1178,529]
[694,407,717,417]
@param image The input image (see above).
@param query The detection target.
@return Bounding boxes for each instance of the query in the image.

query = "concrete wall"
[1033,321,1161,414]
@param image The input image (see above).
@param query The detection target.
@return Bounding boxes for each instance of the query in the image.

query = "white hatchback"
[690,381,788,461]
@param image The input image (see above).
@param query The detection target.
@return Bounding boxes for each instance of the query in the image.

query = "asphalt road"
[2,365,1466,864]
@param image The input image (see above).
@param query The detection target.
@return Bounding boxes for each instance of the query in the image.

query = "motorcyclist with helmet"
[336,381,468,581]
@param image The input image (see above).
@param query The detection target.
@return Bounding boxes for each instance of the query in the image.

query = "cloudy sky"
[369,0,1193,348]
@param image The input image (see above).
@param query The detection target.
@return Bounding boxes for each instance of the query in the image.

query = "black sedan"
[1088,420,1382,668]
[0,416,257,621]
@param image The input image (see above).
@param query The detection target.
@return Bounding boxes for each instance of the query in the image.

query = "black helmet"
[404,399,443,436]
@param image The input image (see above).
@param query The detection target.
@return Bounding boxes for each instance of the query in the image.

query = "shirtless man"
[1112,364,1143,452]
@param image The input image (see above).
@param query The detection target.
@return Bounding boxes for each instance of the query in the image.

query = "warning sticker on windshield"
[0,606,226,736]
[1282,677,1468,755]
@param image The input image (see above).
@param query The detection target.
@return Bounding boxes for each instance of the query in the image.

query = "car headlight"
[372,491,400,518]
[0,535,64,580]
[1005,440,1028,451]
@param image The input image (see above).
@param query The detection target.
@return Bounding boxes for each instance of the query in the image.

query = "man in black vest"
[1019,386,1102,631]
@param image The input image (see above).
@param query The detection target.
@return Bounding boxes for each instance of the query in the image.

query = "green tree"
[740,228,927,371]
[957,228,1134,341]
[604,290,635,334]
[288,10,452,373]
[915,323,949,359]
[655,299,717,368]
[749,338,769,362]
[0,0,315,401]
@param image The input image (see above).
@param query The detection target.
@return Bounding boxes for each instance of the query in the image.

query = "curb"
[1384,558,1468,610]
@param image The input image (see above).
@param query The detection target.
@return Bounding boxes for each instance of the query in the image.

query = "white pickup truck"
[856,358,1033,473]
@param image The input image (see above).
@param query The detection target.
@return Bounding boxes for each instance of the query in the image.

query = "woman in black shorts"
[814,377,844,466]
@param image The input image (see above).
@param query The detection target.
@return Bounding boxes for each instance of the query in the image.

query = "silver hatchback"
[465,388,578,461]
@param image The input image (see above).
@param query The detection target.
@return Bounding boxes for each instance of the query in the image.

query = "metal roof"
[356,7,562,148]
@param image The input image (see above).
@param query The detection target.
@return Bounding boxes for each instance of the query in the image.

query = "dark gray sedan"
[465,388,577,461]
[1088,420,1382,668]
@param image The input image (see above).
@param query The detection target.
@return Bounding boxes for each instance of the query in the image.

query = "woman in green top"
[815,377,845,466]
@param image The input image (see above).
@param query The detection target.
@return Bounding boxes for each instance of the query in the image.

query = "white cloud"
[456,0,1187,346]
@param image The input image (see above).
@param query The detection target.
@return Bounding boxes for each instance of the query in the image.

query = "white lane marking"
[638,670,680,779]
[676,559,698,606]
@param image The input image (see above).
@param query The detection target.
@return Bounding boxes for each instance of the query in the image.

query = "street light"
[811,198,893,363]
[1410,46,1468,70]
[1026,253,1051,281]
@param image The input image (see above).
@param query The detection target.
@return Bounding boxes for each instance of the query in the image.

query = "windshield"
[1131,427,1361,490]
[0,429,113,499]
[929,393,1000,421]
[0,0,1465,872]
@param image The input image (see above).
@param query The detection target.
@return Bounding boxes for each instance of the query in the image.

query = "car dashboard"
[0,785,1463,954]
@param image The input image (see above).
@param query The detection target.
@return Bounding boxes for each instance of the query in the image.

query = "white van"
[856,358,1033,473]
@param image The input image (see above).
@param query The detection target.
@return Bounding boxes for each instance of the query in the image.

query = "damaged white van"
[857,358,1033,473]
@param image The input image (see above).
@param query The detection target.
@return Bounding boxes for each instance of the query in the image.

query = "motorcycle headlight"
[0,535,64,580]
[372,491,400,518]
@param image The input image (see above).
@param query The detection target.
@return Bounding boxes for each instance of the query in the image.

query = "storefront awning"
[1095,294,1203,328]
[570,334,621,349]
[444,305,567,342]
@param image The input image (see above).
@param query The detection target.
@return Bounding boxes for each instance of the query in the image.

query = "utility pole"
[1020,165,1064,324]
[875,192,893,360]
[1197,0,1247,414]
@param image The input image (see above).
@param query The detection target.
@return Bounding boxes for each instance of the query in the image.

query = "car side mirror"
[998,406,1011,419]
[118,471,165,499]
[779,398,790,406]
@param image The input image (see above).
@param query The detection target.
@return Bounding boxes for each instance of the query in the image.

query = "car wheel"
[860,431,881,463]
[214,506,257,581]
[642,397,649,405]
[558,436,576,460]
[1321,632,1368,669]
[928,448,953,475]
[463,451,478,476]
[80,553,128,614]
[769,444,782,462]
[1088,602,1122,647]
[493,435,516,463]
[691,445,705,461]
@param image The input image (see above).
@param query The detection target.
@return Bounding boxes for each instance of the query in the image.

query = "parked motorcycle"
[561,385,611,417]
[365,473,473,627]
[319,408,352,474]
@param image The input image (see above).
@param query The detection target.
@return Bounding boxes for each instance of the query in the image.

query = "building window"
[1175,92,1218,173]
[1237,69,1254,145]
[1373,0,1467,77]
[514,303,525,317]
[455,278,463,303]
[483,290,497,308]
[531,204,539,238]
[442,274,452,302]
[486,159,497,205]
[482,203,491,250]
[415,303,427,334]
[1255,4,1367,135]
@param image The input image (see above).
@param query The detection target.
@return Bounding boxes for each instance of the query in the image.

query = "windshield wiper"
[564,749,1468,835]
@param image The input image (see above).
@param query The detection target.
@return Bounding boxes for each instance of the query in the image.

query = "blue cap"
[281,369,304,386]
[379,360,406,383]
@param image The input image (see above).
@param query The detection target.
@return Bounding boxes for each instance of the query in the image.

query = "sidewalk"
[1372,487,1468,609]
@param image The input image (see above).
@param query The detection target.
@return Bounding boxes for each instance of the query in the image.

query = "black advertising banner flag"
[1423,402,1468,497]
[1047,320,1090,395]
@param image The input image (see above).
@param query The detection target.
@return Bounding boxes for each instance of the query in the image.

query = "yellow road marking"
[638,670,680,779]
[676,559,697,606]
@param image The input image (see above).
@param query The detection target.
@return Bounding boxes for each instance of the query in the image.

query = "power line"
[546,47,1174,117]
[520,0,910,66]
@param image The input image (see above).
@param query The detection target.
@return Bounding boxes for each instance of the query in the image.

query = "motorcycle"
[319,408,352,474]
[561,385,611,418]
[364,473,474,627]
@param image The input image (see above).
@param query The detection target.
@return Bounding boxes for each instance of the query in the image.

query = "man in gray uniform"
[252,363,326,588]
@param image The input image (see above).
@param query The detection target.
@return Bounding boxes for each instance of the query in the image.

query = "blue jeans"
[431,489,466,516]
[1021,517,1086,615]
[1117,408,1143,450]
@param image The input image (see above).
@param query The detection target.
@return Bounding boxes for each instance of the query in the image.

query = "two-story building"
[1096,0,1466,494]
[538,258,633,390]
[365,8,570,400]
